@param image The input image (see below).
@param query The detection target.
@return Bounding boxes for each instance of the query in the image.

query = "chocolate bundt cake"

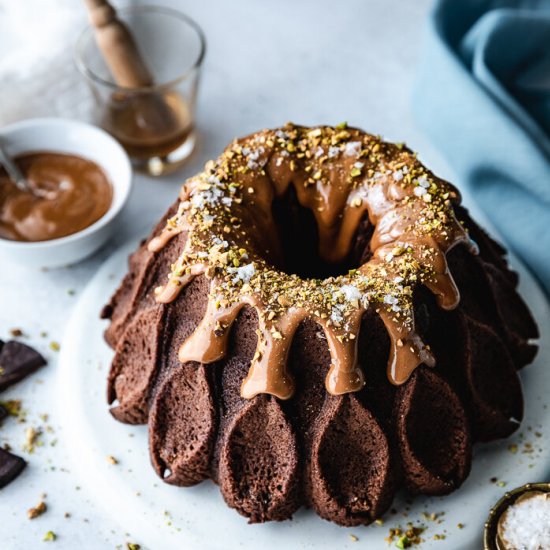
[101,124,538,526]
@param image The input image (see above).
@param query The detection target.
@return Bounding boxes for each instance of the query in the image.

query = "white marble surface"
[0,0,463,548]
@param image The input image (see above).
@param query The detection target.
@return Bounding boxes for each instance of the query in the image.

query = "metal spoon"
[0,142,35,195]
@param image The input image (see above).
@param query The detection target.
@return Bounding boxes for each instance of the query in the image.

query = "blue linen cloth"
[413,0,550,295]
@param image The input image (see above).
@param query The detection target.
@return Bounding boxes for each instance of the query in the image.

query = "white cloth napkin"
[0,0,92,124]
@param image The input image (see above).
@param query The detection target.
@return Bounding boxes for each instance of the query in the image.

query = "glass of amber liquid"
[76,6,205,176]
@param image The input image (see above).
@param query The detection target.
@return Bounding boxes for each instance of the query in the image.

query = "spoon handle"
[0,143,32,193]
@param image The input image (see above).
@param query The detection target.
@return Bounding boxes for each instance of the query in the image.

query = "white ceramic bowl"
[0,118,132,268]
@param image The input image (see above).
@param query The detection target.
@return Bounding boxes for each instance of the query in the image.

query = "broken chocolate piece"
[0,341,46,392]
[0,447,26,489]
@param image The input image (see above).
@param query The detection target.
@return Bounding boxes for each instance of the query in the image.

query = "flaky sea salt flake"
[499,492,550,550]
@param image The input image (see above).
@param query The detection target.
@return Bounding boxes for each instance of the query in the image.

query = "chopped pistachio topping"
[153,124,469,383]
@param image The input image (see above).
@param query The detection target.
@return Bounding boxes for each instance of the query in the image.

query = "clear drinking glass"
[76,6,205,176]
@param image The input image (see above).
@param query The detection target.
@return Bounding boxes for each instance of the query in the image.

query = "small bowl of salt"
[484,482,550,550]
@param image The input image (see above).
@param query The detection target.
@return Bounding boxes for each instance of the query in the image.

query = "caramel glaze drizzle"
[148,124,477,400]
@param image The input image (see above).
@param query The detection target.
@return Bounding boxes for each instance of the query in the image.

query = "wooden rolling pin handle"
[84,0,154,88]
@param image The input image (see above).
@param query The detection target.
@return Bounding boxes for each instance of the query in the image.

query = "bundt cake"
[101,124,538,526]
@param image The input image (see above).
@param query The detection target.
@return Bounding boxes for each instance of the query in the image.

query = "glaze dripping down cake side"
[101,124,538,526]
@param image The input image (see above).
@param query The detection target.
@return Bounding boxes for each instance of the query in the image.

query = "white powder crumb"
[417,176,430,188]
[341,285,362,302]
[315,147,324,158]
[383,294,400,312]
[499,493,550,550]
[413,186,427,197]
[330,304,345,324]
[191,193,206,209]
[191,185,224,209]
[212,237,229,248]
[344,141,362,157]
[328,146,340,158]
[207,174,221,186]
[393,169,404,181]
[229,263,255,284]
[243,146,265,169]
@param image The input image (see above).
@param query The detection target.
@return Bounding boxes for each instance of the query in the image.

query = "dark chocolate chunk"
[99,304,113,320]
[0,404,7,422]
[0,341,46,392]
[0,447,26,489]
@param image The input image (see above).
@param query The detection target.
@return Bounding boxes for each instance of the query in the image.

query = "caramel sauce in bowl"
[0,153,113,242]
[0,118,132,268]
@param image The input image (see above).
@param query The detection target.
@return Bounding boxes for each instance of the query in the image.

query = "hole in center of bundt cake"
[271,187,373,279]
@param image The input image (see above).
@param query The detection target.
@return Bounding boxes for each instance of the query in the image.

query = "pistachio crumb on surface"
[23,426,41,453]
[28,501,47,520]
[1,399,22,417]
[49,341,60,352]
[385,522,427,548]
[42,531,56,542]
